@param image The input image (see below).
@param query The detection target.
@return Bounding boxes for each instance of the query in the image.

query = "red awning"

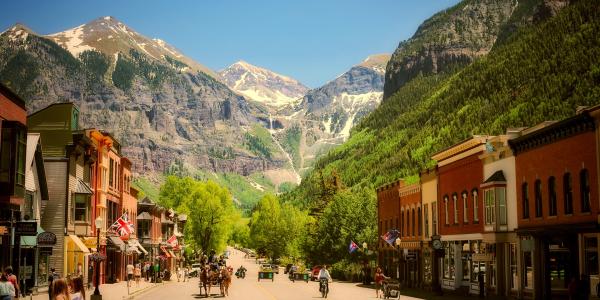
[160,246,172,258]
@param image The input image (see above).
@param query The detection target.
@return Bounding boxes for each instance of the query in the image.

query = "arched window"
[548,177,557,216]
[472,189,479,223]
[400,209,404,237]
[564,173,573,214]
[444,195,449,225]
[581,169,591,213]
[412,208,416,236]
[462,191,468,223]
[418,207,422,236]
[535,180,542,218]
[522,183,529,219]
[452,193,458,224]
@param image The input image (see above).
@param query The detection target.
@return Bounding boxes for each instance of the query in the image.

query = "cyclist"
[317,265,332,296]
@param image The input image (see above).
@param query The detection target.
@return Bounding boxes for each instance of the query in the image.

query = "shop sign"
[472,253,493,262]
[37,232,57,246]
[16,222,37,236]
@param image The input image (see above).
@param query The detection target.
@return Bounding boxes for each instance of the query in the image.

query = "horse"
[219,266,232,297]
[199,266,209,297]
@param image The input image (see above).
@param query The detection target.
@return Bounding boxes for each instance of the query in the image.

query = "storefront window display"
[548,244,570,290]
[470,241,482,283]
[443,242,455,280]
[462,241,470,282]
[523,251,533,289]
[423,249,432,285]
[510,243,518,290]
[584,237,598,276]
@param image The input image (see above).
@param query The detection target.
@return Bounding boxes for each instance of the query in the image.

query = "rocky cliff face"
[219,61,308,108]
[384,0,518,99]
[0,19,286,176]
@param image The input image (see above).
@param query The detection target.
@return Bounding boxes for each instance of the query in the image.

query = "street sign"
[16,222,37,236]
[37,232,57,246]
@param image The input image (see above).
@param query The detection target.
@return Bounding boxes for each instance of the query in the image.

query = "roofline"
[27,102,76,118]
[431,135,490,162]
[0,83,26,110]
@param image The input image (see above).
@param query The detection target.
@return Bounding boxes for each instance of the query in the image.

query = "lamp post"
[395,238,401,280]
[92,217,103,300]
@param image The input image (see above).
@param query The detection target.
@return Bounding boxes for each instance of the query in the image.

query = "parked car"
[311,265,322,281]
[271,264,280,274]
[190,263,202,277]
[260,264,273,272]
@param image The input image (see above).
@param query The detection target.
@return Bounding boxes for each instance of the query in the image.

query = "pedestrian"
[374,267,386,299]
[176,266,181,282]
[47,268,59,300]
[4,267,19,299]
[0,274,15,300]
[50,278,71,300]
[134,264,141,287]
[126,262,134,287]
[144,262,150,282]
[478,270,485,298]
[183,267,188,282]
[68,276,85,300]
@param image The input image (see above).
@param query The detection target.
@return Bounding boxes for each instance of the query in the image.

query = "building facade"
[510,108,600,299]
[376,180,402,277]
[398,183,422,288]
[432,136,488,294]
[420,168,438,290]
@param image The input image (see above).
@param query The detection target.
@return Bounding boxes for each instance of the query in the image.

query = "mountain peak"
[220,60,308,108]
[1,23,35,42]
[357,53,391,74]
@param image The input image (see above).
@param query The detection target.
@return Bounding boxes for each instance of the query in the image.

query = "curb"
[123,281,170,300]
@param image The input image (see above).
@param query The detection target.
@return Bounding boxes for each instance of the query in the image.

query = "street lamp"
[92,217,103,300]
[395,238,401,279]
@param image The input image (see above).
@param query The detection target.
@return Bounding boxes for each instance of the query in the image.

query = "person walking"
[144,262,150,282]
[4,267,19,299]
[374,267,387,299]
[126,263,134,287]
[68,276,85,300]
[47,268,59,300]
[0,274,15,300]
[50,279,71,300]
[134,264,141,287]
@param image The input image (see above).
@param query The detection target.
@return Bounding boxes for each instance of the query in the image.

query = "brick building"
[376,179,402,277]
[398,183,422,287]
[510,107,600,299]
[432,136,488,294]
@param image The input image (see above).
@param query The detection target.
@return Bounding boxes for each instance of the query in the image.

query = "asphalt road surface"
[135,248,423,300]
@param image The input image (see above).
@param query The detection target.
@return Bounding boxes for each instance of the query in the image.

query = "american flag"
[109,213,135,236]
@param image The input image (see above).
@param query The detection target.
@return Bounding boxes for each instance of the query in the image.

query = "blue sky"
[0,0,460,87]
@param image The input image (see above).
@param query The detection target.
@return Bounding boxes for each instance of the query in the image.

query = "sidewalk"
[30,277,172,300]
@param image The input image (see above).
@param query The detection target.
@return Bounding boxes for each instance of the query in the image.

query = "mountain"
[219,60,308,108]
[286,0,599,210]
[0,17,301,209]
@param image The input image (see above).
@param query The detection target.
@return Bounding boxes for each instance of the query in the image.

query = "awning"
[75,178,94,194]
[127,239,148,255]
[160,246,172,258]
[137,211,153,220]
[67,234,90,253]
[107,236,125,251]
[20,225,45,248]
[167,250,176,258]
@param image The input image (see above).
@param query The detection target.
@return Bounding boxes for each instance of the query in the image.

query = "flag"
[167,234,178,246]
[348,240,359,253]
[109,213,135,236]
[381,229,399,246]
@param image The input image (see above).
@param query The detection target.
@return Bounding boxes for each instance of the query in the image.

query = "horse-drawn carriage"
[198,264,232,297]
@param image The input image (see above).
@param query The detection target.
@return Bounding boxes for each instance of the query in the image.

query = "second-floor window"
[473,190,479,223]
[564,173,573,214]
[548,176,557,216]
[73,194,89,222]
[453,194,458,224]
[432,202,437,235]
[535,180,542,218]
[522,183,530,219]
[109,158,114,187]
[444,196,449,225]
[462,192,468,223]
[138,220,150,238]
[498,187,507,225]
[418,207,422,236]
[484,189,496,226]
[581,169,591,213]
[424,204,429,238]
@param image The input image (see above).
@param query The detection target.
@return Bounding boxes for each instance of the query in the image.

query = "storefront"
[106,235,125,283]
[65,234,90,278]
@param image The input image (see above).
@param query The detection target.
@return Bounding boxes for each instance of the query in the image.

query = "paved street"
[134,248,423,300]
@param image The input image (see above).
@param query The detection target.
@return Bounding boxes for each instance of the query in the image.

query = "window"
[432,203,437,235]
[109,158,114,187]
[23,192,34,220]
[424,204,429,238]
[453,194,458,224]
[400,210,404,237]
[522,183,530,219]
[412,208,416,236]
[417,207,421,236]
[462,192,468,223]
[581,169,591,213]
[444,196,449,225]
[510,243,518,290]
[535,180,542,218]
[548,177,557,216]
[484,189,496,225]
[0,122,26,198]
[73,194,89,222]
[564,173,573,214]
[584,237,598,276]
[443,242,455,280]
[472,190,479,223]
[498,187,507,226]
[524,251,533,288]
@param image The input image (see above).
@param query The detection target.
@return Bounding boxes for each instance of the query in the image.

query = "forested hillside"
[286,0,600,210]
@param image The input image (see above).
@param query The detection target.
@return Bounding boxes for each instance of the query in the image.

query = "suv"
[311,265,322,281]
